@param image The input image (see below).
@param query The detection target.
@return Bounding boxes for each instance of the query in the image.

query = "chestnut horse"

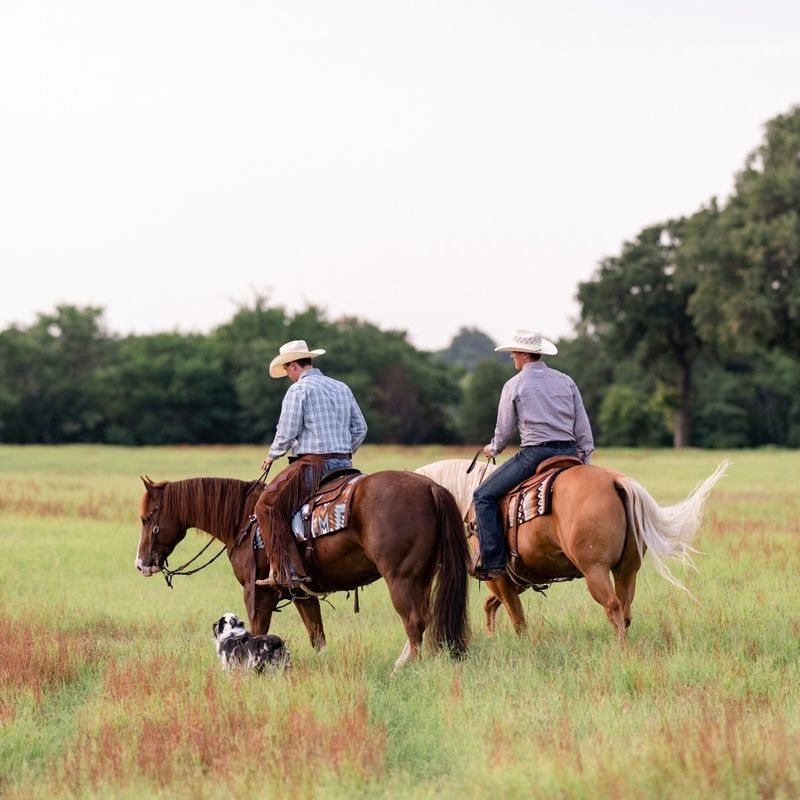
[415,458,728,641]
[135,471,470,669]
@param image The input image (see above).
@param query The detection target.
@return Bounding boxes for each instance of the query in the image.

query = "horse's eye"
[142,516,150,525]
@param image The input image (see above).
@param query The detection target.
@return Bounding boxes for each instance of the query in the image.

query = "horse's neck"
[169,478,256,546]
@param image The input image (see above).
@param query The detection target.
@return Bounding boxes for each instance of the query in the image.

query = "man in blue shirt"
[254,339,368,591]
[472,329,594,580]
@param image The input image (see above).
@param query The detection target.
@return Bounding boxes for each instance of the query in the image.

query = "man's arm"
[349,392,368,453]
[266,385,305,460]
[572,383,594,463]
[485,381,516,457]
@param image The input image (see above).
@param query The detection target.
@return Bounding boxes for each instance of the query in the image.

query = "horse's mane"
[414,459,497,517]
[162,477,260,535]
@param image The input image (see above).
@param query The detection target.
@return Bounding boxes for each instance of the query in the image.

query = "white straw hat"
[494,329,558,355]
[268,340,326,378]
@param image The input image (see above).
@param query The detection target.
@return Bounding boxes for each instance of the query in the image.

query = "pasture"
[1,445,798,799]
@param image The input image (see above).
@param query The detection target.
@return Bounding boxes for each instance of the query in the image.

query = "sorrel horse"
[415,457,728,641]
[135,471,470,669]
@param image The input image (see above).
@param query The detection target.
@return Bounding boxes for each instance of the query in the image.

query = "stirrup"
[255,573,310,589]
[468,552,506,581]
[291,583,327,599]
[471,565,507,581]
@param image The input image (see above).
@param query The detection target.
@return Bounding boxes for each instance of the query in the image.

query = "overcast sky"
[1,0,798,351]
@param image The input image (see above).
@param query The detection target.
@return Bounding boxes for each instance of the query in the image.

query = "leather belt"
[292,452,351,460]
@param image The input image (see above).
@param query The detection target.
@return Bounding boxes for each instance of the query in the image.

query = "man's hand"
[482,444,494,459]
[260,456,274,471]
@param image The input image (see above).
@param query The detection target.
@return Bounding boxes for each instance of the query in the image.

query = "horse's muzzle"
[135,557,162,577]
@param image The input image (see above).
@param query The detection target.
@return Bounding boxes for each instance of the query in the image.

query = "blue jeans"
[322,457,352,475]
[473,443,577,569]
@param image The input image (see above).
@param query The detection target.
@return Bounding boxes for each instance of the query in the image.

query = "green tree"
[98,333,238,444]
[597,385,671,447]
[325,318,461,444]
[686,105,800,355]
[436,327,506,369]
[458,358,514,444]
[0,305,109,443]
[211,294,292,443]
[578,223,702,447]
[690,350,800,448]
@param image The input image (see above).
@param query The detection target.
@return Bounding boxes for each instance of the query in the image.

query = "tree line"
[2,105,798,448]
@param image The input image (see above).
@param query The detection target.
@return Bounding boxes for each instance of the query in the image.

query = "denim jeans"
[323,457,352,475]
[473,443,578,569]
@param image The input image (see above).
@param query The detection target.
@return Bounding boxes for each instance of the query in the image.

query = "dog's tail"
[427,483,471,658]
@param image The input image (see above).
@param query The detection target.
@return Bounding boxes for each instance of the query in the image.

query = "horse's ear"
[141,475,155,492]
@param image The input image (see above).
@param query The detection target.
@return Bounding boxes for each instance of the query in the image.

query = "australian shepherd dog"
[212,612,291,673]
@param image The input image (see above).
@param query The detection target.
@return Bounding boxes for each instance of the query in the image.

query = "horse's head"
[135,476,188,576]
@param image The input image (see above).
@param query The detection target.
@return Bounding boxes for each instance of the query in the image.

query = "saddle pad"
[291,473,366,541]
[506,467,564,528]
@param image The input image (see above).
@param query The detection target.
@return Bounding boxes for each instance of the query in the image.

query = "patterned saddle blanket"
[290,471,366,541]
[505,457,582,528]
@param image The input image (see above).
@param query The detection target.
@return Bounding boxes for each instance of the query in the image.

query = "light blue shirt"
[488,361,594,462]
[268,368,368,459]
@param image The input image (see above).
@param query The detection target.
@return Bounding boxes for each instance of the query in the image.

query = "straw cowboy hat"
[494,329,558,355]
[269,340,326,378]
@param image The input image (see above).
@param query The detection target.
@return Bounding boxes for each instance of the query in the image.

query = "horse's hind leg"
[612,567,639,631]
[484,593,502,635]
[383,575,427,671]
[583,567,627,643]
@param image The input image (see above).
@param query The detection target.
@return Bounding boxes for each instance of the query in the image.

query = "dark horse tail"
[428,484,471,658]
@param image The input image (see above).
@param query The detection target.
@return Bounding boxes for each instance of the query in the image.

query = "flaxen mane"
[415,459,497,517]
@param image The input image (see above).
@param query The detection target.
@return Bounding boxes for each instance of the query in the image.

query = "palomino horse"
[415,457,728,641]
[135,471,470,669]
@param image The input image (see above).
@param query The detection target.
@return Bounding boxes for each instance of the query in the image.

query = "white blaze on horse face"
[135,524,160,576]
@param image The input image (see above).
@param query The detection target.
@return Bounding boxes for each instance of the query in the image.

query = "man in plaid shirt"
[254,340,367,592]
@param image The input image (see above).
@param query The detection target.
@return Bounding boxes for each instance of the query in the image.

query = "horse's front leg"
[293,598,327,654]
[485,576,527,634]
[249,585,279,636]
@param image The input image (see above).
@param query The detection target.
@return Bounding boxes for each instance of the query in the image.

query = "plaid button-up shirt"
[268,368,368,460]
[488,361,594,462]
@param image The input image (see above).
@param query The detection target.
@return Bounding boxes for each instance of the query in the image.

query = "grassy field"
[1,444,798,799]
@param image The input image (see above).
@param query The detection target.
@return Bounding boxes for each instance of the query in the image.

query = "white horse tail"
[615,460,730,593]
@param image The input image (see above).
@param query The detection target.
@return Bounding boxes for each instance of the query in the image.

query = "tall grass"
[1,445,798,798]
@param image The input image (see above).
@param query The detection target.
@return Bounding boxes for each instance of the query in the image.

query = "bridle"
[142,467,272,589]
[141,502,163,568]
[141,500,229,588]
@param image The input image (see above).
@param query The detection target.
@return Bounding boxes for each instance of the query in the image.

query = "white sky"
[1,1,798,351]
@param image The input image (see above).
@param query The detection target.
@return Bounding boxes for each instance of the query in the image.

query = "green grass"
[1,445,799,798]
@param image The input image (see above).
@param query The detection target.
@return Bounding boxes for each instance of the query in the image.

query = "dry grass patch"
[56,659,386,797]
